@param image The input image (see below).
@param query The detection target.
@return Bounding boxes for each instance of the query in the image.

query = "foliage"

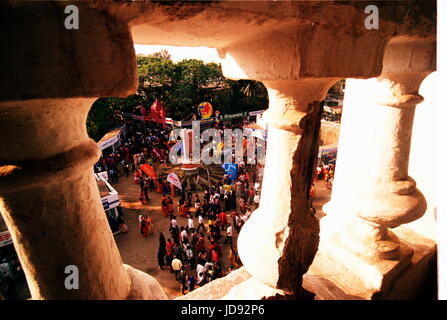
[87,51,269,139]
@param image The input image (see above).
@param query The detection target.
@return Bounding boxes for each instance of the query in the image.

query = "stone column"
[216,20,390,297]
[0,3,166,299]
[237,79,335,295]
[320,37,435,294]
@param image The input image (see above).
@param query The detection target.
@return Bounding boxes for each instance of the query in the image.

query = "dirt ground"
[110,168,331,299]
[111,168,241,299]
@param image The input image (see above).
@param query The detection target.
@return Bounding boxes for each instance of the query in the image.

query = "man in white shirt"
[180,227,189,243]
[253,192,260,209]
[187,216,195,233]
[184,245,195,268]
[235,215,242,233]
[225,224,233,246]
[171,256,183,280]
[236,180,242,197]
[204,261,214,271]
[196,263,205,275]
[170,217,177,230]
[197,214,205,233]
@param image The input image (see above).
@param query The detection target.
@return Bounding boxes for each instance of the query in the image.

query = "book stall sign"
[0,230,13,247]
[219,111,249,120]
[97,171,109,182]
[99,134,120,150]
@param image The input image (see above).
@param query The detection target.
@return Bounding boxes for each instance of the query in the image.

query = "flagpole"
[206,168,210,190]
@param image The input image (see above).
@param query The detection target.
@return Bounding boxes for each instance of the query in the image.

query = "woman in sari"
[167,196,174,213]
[146,216,153,235]
[161,196,169,217]
[157,232,167,270]
[139,215,148,238]
[157,179,163,194]
[182,203,190,218]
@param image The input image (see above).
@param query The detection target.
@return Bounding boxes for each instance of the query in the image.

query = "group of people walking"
[95,121,264,296]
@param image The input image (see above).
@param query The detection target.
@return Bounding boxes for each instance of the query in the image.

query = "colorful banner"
[222,163,238,184]
[0,230,13,247]
[198,102,213,119]
[140,164,157,183]
[99,134,120,150]
[167,172,182,190]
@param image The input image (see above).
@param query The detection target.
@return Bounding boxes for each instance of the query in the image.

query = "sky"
[134,44,221,64]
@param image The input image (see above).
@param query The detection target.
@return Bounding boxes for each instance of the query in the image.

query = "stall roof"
[97,180,111,198]
[98,127,122,145]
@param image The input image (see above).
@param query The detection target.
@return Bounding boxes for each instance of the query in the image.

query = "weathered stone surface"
[0,2,137,101]
[0,0,437,300]
[0,98,132,299]
[176,267,252,300]
[319,120,340,146]
[316,36,436,299]
[304,225,436,300]
[124,264,168,300]
[237,80,336,294]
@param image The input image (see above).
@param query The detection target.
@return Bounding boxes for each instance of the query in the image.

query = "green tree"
[87,51,269,140]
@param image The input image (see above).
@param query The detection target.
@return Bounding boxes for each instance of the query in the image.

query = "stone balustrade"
[0,1,437,300]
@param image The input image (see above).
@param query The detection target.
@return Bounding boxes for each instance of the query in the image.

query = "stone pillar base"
[303,224,436,299]
[124,265,168,300]
[321,233,413,293]
[176,267,313,300]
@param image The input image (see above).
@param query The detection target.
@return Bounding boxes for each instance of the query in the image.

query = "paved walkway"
[111,170,240,299]
[110,170,331,299]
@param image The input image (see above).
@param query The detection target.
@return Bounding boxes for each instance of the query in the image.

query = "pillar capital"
[261,79,337,134]
[0,2,137,102]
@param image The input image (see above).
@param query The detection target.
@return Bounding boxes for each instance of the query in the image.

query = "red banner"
[140,164,157,183]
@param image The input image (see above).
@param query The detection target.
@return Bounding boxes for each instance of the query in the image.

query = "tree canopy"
[87,51,269,141]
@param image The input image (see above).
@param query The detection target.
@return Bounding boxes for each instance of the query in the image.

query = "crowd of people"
[315,161,336,189]
[93,120,265,295]
[154,163,262,294]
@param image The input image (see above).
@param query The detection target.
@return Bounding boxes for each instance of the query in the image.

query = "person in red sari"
[161,196,169,217]
[157,180,162,193]
[195,234,205,255]
[218,210,228,231]
[167,196,174,213]
[182,203,190,218]
[146,216,153,235]
[139,215,149,238]
[139,189,147,205]
[166,238,174,272]
[211,248,220,263]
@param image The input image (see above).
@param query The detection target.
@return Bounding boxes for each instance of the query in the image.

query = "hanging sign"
[198,102,213,119]
[167,172,182,190]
